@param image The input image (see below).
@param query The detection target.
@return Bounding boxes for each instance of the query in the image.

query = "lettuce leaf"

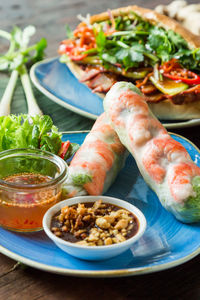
[168,176,200,223]
[0,114,62,154]
[181,176,200,221]
[64,143,80,161]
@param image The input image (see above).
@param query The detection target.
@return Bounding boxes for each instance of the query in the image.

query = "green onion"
[0,26,47,117]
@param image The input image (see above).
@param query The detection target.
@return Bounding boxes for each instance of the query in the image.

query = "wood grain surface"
[0,0,200,299]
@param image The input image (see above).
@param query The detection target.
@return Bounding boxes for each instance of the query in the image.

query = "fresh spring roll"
[62,113,126,198]
[104,82,200,223]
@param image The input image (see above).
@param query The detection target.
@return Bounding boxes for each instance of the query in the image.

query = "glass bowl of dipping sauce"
[0,148,67,232]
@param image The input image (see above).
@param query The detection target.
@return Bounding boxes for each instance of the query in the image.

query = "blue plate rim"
[30,58,97,121]
[30,57,200,129]
[0,243,199,277]
[0,131,199,277]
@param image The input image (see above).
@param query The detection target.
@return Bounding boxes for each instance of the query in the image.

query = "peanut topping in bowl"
[51,199,139,246]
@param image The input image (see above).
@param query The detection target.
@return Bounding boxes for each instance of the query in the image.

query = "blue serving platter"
[0,132,199,277]
[30,58,200,129]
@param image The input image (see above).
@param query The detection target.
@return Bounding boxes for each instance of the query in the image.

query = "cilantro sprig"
[71,14,200,73]
[72,174,92,186]
[0,26,47,116]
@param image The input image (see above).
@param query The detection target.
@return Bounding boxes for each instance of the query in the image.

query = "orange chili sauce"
[0,173,61,232]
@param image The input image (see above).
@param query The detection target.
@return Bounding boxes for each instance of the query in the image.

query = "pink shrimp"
[118,90,148,114]
[143,136,190,184]
[69,112,126,196]
[169,162,200,203]
[84,163,106,195]
[153,137,190,162]
[104,82,200,221]
[66,190,77,199]
[70,140,114,194]
[89,140,115,169]
[128,114,152,146]
[71,137,115,170]
[92,113,108,131]
[127,112,167,147]
[71,161,106,195]
[142,139,166,183]
[108,90,149,127]
[92,115,125,155]
[109,138,126,155]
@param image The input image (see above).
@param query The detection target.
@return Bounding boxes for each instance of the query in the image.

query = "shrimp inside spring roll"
[104,82,200,223]
[62,113,127,198]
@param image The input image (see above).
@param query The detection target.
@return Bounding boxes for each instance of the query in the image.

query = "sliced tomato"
[59,141,71,159]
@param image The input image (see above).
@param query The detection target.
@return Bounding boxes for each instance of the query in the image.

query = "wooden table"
[0,0,199,299]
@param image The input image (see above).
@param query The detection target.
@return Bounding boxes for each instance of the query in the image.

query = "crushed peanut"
[51,199,138,246]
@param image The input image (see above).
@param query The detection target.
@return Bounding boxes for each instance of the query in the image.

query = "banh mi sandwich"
[104,82,200,223]
[62,112,127,198]
[59,5,200,120]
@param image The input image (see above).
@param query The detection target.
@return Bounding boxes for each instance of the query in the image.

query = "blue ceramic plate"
[0,132,199,277]
[30,58,200,130]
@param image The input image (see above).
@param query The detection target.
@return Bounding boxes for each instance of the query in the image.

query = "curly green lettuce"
[0,114,62,154]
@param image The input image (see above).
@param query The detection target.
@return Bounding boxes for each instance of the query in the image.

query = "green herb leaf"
[0,25,47,72]
[167,30,187,48]
[30,125,40,148]
[40,134,61,154]
[96,30,106,51]
[59,54,71,63]
[32,115,53,137]
[31,38,47,63]
[115,48,129,61]
[0,115,62,154]
[0,57,9,70]
[65,24,74,39]
[65,143,80,160]
[61,14,200,72]
[72,174,92,186]
[129,45,144,62]
[147,27,172,62]
[101,53,117,64]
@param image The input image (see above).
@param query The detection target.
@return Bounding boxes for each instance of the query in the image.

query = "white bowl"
[43,196,147,261]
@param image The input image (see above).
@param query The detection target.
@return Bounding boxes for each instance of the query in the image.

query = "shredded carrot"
[59,24,96,60]
[161,59,181,73]
[136,72,153,88]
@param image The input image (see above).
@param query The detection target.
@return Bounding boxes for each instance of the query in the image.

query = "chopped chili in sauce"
[4,173,52,186]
